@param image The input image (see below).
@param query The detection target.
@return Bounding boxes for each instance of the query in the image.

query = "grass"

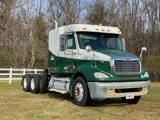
[0,81,159,120]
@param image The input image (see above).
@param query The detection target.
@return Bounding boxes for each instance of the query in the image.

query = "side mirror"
[60,34,66,51]
[85,45,92,52]
[121,38,126,51]
[139,47,147,63]
[141,47,147,51]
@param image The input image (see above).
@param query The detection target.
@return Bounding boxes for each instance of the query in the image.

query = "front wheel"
[121,96,141,104]
[72,77,90,106]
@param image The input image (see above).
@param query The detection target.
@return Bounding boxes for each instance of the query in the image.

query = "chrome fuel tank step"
[48,76,70,93]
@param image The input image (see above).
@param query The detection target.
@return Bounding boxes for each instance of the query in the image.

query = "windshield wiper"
[107,48,115,50]
[92,47,96,50]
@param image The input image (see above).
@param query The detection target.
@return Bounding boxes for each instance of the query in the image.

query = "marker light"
[144,72,149,78]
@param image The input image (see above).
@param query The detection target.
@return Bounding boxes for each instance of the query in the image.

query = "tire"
[121,96,141,104]
[21,75,25,86]
[30,74,40,94]
[72,77,90,106]
[39,74,47,93]
[22,74,32,92]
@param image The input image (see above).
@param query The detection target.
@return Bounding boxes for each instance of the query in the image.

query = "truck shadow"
[46,91,72,101]
[46,91,127,107]
[90,98,127,107]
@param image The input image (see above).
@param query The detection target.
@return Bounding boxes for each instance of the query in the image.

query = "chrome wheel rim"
[23,78,27,88]
[31,78,35,90]
[75,83,84,101]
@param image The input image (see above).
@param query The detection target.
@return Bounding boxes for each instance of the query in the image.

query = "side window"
[66,35,76,49]
[60,34,66,51]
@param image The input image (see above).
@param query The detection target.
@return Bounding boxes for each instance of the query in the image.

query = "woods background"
[0,0,160,81]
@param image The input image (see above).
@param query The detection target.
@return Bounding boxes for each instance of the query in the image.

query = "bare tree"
[1,0,48,68]
[47,0,86,28]
[85,0,107,25]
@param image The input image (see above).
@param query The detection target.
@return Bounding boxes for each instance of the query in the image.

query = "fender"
[69,65,112,96]
[74,65,102,81]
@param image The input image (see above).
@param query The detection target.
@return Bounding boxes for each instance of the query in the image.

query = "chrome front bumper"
[87,81,150,101]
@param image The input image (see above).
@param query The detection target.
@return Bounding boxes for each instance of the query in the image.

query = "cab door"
[64,33,77,72]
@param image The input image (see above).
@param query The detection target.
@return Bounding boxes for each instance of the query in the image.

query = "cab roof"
[57,24,121,34]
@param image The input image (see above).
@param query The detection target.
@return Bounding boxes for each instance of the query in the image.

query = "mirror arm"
[139,47,147,63]
[121,38,126,51]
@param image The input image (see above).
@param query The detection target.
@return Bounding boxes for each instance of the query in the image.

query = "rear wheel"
[30,74,40,94]
[22,74,32,92]
[121,96,141,104]
[72,77,90,106]
[39,74,47,93]
[21,75,25,86]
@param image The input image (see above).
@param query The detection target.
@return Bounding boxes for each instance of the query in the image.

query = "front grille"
[114,60,140,74]
[115,88,142,93]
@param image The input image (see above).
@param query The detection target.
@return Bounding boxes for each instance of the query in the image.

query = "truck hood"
[81,49,139,62]
[95,50,136,58]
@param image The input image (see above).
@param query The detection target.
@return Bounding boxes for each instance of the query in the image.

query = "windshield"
[77,32,122,50]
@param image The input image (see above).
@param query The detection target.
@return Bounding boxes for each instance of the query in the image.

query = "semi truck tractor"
[22,22,150,106]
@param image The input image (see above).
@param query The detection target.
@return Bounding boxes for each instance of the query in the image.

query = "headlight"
[94,72,109,78]
[144,72,149,78]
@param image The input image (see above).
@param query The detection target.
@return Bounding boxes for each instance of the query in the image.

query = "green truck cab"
[22,23,150,106]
